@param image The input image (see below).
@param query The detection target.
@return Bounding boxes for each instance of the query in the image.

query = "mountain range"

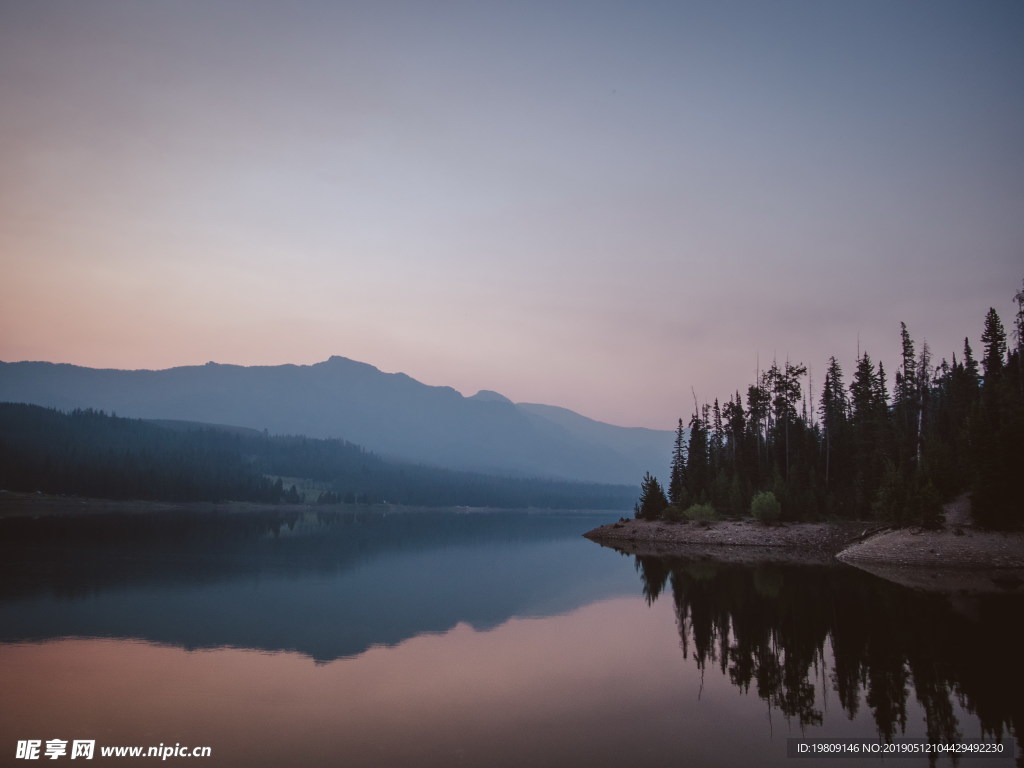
[0,356,672,485]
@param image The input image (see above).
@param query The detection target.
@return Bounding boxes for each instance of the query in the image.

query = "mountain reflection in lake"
[1,509,1020,767]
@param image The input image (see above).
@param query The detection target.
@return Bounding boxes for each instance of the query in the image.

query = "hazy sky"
[2,1,1022,429]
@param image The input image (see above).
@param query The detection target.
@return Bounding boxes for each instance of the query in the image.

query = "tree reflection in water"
[634,554,1023,765]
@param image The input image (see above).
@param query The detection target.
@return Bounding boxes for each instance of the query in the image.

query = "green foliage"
[661,504,685,523]
[750,490,781,524]
[0,404,638,509]
[685,410,709,502]
[634,471,669,520]
[971,374,1023,529]
[661,284,1024,529]
[668,418,687,506]
[0,405,282,503]
[683,502,718,522]
[872,463,943,528]
[981,307,1008,381]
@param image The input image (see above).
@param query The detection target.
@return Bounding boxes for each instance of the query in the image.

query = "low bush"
[684,503,718,522]
[661,504,685,523]
[750,490,781,524]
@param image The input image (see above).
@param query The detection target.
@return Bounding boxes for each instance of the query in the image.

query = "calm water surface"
[0,508,1020,767]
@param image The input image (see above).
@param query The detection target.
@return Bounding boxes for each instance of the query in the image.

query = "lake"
[1,508,1020,767]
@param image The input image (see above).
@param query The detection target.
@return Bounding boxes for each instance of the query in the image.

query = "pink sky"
[2,2,1022,428]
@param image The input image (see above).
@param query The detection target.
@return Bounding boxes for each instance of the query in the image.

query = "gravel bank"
[584,495,1024,590]
[583,517,870,565]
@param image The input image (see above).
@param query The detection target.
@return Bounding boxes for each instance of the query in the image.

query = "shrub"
[750,491,781,524]
[661,504,685,523]
[684,503,718,523]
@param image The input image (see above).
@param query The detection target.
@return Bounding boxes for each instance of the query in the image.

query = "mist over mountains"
[0,356,672,485]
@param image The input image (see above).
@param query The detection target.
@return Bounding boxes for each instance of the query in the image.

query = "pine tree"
[963,337,980,387]
[710,399,725,469]
[668,419,687,506]
[1013,280,1024,399]
[1014,280,1024,351]
[980,308,1007,382]
[916,340,932,466]
[896,322,916,405]
[818,356,848,493]
[722,392,746,465]
[746,381,769,481]
[635,471,669,520]
[974,307,1020,528]
[774,360,807,480]
[849,352,887,515]
[685,408,710,503]
[893,322,920,468]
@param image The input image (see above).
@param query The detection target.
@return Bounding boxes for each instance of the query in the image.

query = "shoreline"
[583,497,1024,593]
[583,518,869,558]
[0,492,330,519]
[0,491,620,519]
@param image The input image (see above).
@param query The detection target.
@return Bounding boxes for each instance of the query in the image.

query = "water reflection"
[3,509,1022,766]
[634,553,1023,764]
[1,599,689,768]
[0,509,630,660]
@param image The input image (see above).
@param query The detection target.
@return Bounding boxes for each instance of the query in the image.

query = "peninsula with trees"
[588,284,1024,577]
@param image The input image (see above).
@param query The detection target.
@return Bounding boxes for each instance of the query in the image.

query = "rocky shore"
[584,495,1024,593]
[583,517,872,563]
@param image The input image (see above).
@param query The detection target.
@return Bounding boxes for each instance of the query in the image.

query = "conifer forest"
[637,286,1024,530]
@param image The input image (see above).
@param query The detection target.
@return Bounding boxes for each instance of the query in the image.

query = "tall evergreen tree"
[1013,280,1024,398]
[1014,280,1024,350]
[896,322,917,406]
[849,352,887,515]
[973,307,1020,528]
[962,337,980,387]
[722,392,746,464]
[818,356,848,494]
[980,308,1007,382]
[746,381,769,482]
[710,399,725,468]
[915,340,932,466]
[635,471,669,520]
[668,418,687,506]
[774,360,807,480]
[893,322,920,468]
[685,408,710,503]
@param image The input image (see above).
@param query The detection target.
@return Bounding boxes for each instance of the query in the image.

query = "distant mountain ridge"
[0,356,672,485]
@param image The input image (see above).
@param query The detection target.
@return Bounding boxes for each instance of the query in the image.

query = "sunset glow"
[2,2,1022,427]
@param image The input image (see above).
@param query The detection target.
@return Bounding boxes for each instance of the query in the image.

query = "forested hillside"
[0,356,672,485]
[637,287,1024,530]
[0,404,636,509]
